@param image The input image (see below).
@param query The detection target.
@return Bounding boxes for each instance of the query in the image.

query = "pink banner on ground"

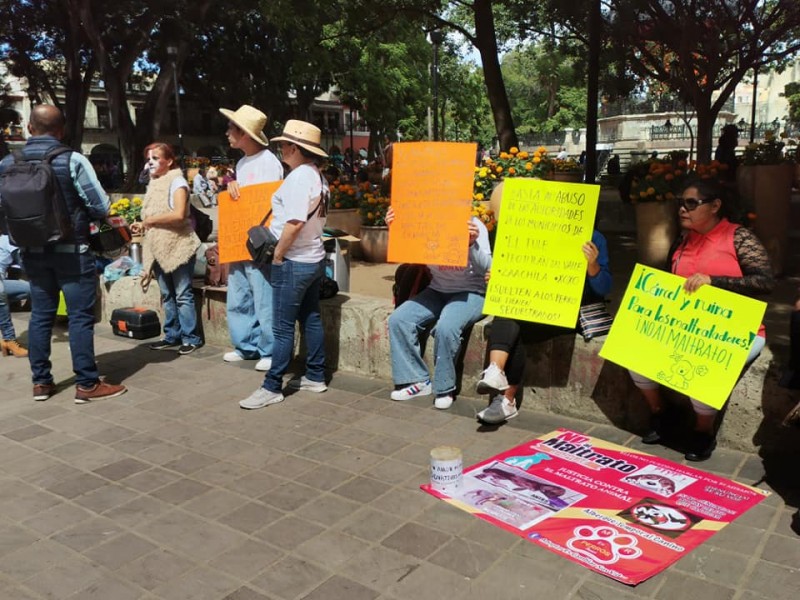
[421,429,768,585]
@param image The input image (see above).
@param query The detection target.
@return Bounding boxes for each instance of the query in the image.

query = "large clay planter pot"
[489,181,505,220]
[738,164,794,276]
[327,208,363,259]
[634,201,679,268]
[551,171,583,183]
[326,208,361,238]
[359,225,389,263]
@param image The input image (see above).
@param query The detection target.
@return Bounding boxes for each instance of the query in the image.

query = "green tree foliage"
[606,0,800,161]
[438,52,494,145]
[502,42,587,135]
[784,82,800,131]
[0,0,99,148]
[180,4,292,127]
[334,20,431,148]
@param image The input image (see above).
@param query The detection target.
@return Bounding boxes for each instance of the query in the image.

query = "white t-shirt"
[168,176,189,211]
[268,163,327,263]
[236,148,283,187]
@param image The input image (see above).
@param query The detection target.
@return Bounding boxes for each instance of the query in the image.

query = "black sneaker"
[178,343,203,355]
[685,432,717,462]
[641,412,663,444]
[149,340,180,351]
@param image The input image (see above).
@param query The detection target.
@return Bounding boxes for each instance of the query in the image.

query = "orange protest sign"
[217,182,282,263]
[387,141,476,266]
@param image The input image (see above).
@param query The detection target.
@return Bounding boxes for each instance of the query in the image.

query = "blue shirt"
[67,150,111,220]
[585,229,612,302]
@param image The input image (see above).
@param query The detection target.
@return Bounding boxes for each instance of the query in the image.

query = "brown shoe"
[33,382,57,401]
[1,339,28,357]
[74,381,127,404]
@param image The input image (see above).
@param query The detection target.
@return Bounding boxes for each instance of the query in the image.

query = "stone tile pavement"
[1,315,799,600]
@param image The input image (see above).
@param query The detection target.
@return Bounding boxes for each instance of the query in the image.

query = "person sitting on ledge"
[629,178,773,462]
[386,206,492,410]
[0,233,30,357]
[475,230,612,425]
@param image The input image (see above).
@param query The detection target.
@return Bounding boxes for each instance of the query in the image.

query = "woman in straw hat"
[219,104,283,373]
[239,120,330,410]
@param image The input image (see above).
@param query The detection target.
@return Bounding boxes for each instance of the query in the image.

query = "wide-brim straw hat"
[271,120,328,158]
[218,105,269,147]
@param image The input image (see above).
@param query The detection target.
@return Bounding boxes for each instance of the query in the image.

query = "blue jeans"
[0,277,31,340]
[154,257,202,345]
[22,251,99,387]
[388,287,486,395]
[263,259,325,393]
[227,261,273,358]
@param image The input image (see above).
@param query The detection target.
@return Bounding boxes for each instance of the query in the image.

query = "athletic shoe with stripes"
[390,380,432,401]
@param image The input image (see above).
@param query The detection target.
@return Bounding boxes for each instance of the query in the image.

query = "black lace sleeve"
[709,227,774,296]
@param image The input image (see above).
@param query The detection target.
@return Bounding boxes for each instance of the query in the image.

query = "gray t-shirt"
[428,217,492,295]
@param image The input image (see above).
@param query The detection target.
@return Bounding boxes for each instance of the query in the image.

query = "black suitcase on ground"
[110,307,161,339]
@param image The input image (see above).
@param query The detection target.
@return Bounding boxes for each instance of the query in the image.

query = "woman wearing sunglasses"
[629,178,774,461]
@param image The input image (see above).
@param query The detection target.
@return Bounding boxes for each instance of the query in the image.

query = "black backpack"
[190,204,213,242]
[0,145,73,246]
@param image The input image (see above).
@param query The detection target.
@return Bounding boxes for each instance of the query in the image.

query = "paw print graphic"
[567,525,642,565]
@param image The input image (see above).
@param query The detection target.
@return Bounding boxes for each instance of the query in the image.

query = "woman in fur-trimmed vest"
[132,142,203,354]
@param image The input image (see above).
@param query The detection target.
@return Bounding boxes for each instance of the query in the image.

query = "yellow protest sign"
[387,141,476,266]
[483,178,599,327]
[217,182,282,263]
[600,264,767,409]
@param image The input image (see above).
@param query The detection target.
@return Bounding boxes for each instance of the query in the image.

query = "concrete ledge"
[99,278,794,454]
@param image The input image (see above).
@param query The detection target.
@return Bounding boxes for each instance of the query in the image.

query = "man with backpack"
[0,104,127,404]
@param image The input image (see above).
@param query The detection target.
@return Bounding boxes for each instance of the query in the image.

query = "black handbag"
[246,210,279,265]
[577,302,614,341]
[246,179,328,266]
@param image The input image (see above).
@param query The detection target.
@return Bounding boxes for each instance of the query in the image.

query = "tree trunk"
[584,0,601,184]
[61,3,94,150]
[473,0,517,150]
[694,101,717,163]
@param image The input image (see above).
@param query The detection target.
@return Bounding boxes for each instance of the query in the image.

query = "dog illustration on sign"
[656,353,709,389]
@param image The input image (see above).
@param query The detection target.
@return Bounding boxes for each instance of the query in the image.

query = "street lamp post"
[166,45,184,167]
[430,30,444,141]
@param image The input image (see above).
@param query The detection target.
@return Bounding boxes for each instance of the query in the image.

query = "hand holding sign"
[387,142,476,266]
[600,264,766,409]
[217,181,282,263]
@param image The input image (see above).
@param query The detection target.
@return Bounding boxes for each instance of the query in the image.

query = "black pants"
[487,317,573,386]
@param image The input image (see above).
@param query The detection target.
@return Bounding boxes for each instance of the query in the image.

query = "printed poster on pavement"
[421,429,768,585]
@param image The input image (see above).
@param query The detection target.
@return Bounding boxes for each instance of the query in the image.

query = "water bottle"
[129,242,142,265]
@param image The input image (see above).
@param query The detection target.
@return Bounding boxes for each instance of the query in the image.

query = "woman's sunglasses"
[678,197,713,211]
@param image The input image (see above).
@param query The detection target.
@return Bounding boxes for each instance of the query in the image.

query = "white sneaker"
[288,376,327,393]
[390,380,432,401]
[434,394,454,410]
[224,351,245,362]
[477,395,518,424]
[476,362,509,394]
[239,388,284,410]
[255,357,272,372]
